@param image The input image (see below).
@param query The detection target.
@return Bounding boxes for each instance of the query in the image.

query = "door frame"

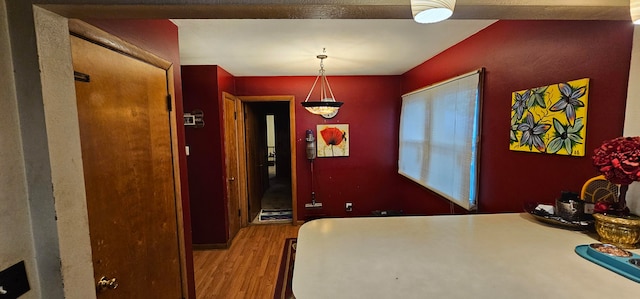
[222,92,242,241]
[68,19,189,298]
[236,95,297,226]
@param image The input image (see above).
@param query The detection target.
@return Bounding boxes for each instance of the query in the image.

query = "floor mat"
[259,209,293,221]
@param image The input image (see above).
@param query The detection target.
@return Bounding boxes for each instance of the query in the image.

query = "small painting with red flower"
[317,124,349,157]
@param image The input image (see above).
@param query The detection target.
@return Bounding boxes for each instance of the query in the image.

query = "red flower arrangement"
[592,136,640,214]
[593,136,640,185]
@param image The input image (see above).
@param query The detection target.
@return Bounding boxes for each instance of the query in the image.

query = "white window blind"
[399,69,483,211]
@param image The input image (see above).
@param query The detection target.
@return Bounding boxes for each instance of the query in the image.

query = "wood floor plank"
[194,223,300,298]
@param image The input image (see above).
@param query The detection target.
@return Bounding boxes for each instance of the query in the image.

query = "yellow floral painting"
[510,78,589,156]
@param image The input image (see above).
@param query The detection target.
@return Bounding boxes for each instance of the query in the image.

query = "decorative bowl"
[593,213,640,249]
[555,198,585,221]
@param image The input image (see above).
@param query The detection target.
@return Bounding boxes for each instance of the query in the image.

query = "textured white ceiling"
[171,0,629,76]
[173,19,496,76]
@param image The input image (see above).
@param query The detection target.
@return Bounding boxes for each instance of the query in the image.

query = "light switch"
[0,261,30,298]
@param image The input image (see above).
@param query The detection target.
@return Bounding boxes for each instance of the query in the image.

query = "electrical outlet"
[345,202,353,212]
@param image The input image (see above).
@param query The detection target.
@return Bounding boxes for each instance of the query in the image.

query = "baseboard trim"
[192,240,231,250]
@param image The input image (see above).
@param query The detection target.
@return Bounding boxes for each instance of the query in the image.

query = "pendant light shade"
[301,99,342,115]
[411,0,456,24]
[302,53,343,117]
[632,0,640,25]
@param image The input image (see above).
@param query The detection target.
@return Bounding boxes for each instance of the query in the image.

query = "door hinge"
[234,111,237,120]
[238,209,241,217]
[166,95,173,112]
[73,71,90,82]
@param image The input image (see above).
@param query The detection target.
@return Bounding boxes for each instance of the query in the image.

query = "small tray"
[575,244,640,283]
[524,204,593,230]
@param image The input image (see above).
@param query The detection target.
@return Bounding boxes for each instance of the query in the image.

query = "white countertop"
[292,213,640,299]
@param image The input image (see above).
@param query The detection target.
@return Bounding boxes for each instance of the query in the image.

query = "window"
[398,69,483,211]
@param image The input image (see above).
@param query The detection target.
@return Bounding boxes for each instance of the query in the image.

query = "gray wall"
[0,1,40,298]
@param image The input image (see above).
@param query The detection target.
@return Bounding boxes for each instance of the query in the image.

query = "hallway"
[253,166,292,224]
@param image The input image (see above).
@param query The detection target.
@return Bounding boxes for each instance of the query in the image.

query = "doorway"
[237,96,297,226]
[245,102,293,224]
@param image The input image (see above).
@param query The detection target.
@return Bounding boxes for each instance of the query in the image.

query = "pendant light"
[632,0,640,25]
[411,0,456,24]
[302,50,343,117]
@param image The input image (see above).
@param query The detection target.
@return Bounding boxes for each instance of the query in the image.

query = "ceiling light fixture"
[411,0,456,24]
[632,0,640,24]
[302,50,343,118]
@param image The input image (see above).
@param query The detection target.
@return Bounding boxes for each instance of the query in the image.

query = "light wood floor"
[193,223,300,299]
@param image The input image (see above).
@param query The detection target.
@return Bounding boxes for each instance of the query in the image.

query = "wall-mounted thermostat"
[184,109,205,128]
[184,114,196,126]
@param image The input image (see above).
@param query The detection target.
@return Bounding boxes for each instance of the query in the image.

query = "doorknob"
[228,177,236,181]
[97,276,119,292]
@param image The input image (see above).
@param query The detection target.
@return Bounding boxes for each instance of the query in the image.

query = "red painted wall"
[182,66,226,244]
[84,19,195,298]
[236,76,404,219]
[182,65,236,245]
[233,20,633,219]
[400,20,633,214]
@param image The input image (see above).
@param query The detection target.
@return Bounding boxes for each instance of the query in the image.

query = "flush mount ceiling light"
[302,51,343,118]
[411,0,456,24]
[632,0,640,24]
